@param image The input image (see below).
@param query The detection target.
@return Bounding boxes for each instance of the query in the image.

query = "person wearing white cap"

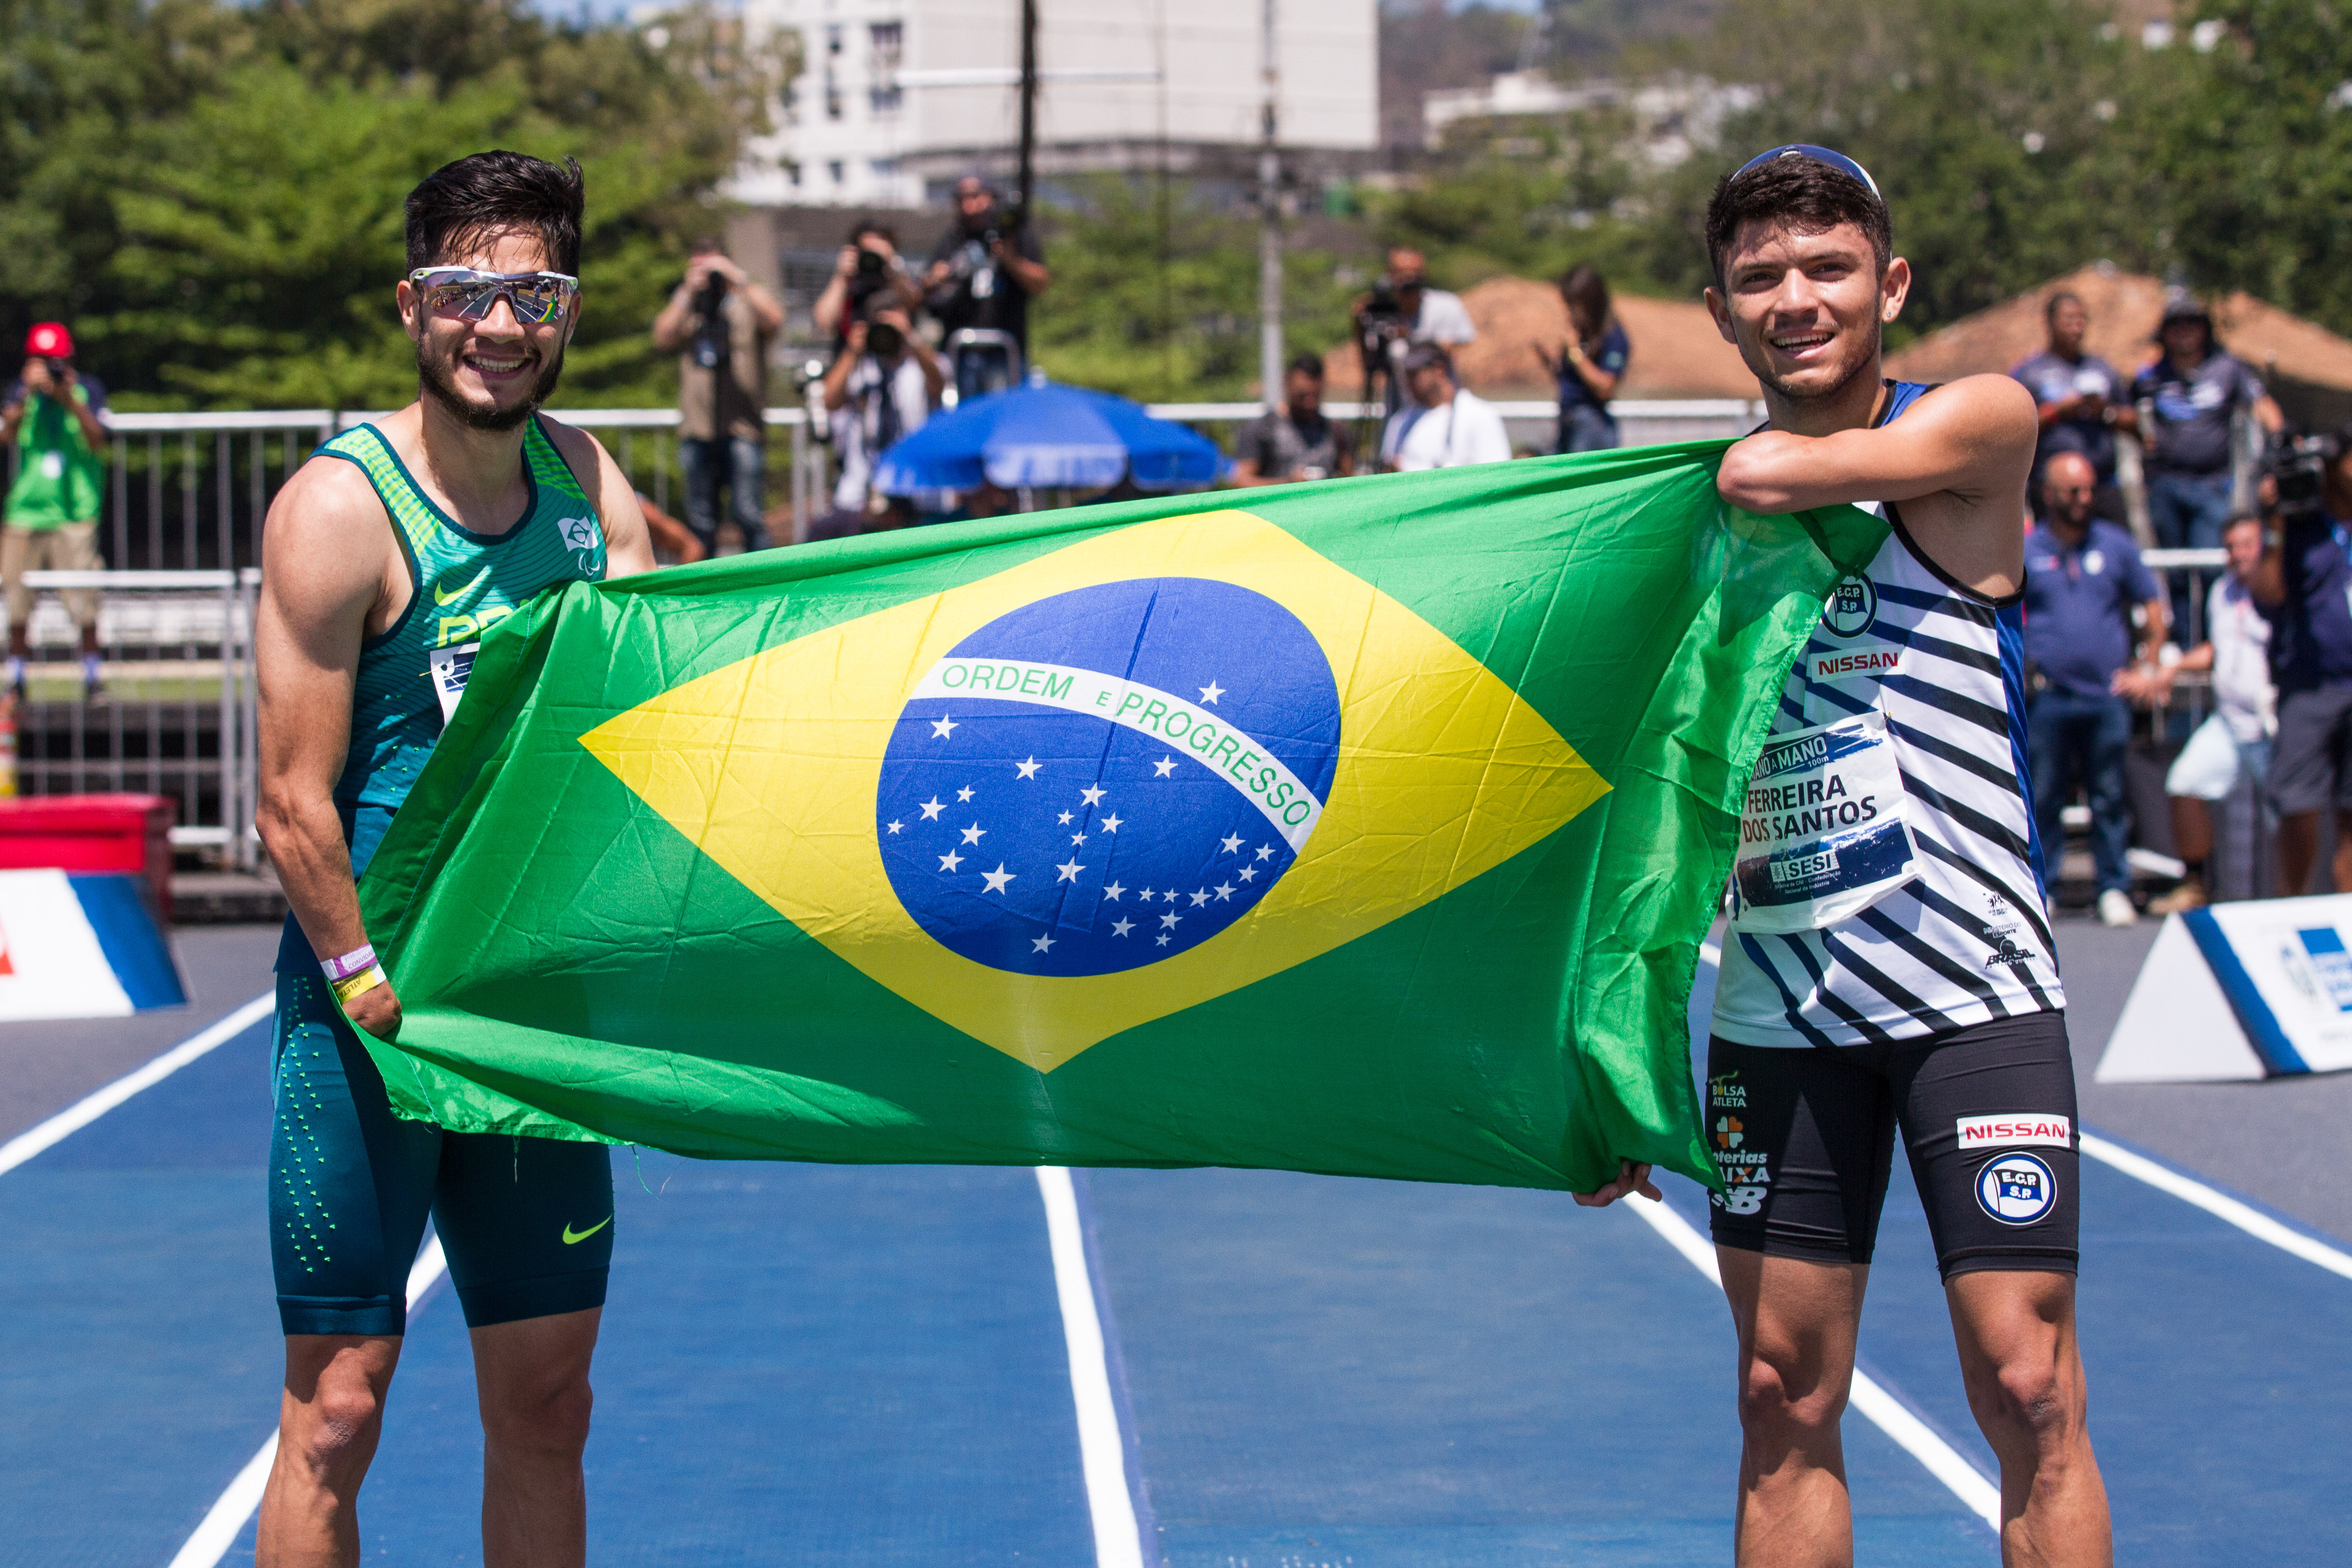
[1,321,109,701]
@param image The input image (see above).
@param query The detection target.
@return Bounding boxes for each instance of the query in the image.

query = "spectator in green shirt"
[2,321,108,700]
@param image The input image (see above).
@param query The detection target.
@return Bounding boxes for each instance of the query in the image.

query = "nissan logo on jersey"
[1955,1114,2073,1150]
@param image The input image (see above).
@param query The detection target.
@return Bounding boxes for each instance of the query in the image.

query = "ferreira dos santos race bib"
[1729,709,1918,934]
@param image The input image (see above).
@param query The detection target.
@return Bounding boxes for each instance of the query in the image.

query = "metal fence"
[0,396,1921,866]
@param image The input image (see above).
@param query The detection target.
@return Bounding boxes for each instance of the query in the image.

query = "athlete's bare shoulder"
[540,417,655,576]
[260,445,404,643]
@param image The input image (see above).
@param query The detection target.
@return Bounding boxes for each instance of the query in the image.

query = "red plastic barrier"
[0,794,177,923]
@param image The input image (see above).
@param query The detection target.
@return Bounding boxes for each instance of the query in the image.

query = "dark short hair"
[849,220,899,247]
[2045,290,2084,326]
[1704,154,1891,287]
[2223,511,2266,532]
[1286,352,1325,381]
[406,151,585,277]
[1400,343,1451,378]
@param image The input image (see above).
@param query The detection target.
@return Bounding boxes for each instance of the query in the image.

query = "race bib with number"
[1730,710,1919,933]
[427,641,480,727]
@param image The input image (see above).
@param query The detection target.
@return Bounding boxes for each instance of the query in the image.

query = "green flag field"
[356,444,1884,1192]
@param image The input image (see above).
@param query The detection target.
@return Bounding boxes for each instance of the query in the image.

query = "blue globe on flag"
[877,577,1342,977]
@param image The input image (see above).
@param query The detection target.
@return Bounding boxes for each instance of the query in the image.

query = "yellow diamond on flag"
[580,509,1608,1071]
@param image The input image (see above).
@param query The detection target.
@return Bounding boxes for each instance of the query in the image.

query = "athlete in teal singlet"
[251,152,654,1567]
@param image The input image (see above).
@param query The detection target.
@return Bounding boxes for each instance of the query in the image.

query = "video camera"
[1356,278,1409,365]
[2268,432,2339,524]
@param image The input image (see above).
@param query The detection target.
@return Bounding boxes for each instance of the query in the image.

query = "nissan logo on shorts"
[1975,1152,2057,1226]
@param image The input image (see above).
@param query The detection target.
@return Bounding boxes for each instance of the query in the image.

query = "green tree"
[1030,178,1357,404]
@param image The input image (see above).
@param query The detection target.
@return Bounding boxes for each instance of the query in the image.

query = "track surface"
[1,919,2345,1564]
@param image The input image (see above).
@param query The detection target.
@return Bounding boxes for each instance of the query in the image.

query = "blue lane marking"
[1090,1166,1988,1567]
[220,1159,1098,1565]
[0,1016,278,1564]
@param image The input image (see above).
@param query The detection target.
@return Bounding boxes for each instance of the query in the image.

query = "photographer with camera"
[652,235,786,556]
[924,176,1050,402]
[1538,264,1628,454]
[1354,247,1476,417]
[1233,354,1354,486]
[2,322,109,701]
[2133,290,2283,637]
[1379,345,1509,473]
[817,296,944,538]
[2248,426,2352,894]
[812,221,922,348]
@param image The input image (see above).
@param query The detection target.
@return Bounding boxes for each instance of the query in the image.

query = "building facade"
[735,0,1378,209]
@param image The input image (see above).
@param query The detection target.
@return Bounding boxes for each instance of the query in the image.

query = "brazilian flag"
[358,445,1884,1191]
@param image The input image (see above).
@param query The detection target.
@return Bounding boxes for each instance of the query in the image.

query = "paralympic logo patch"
[1975,1151,2057,1226]
[877,577,1341,977]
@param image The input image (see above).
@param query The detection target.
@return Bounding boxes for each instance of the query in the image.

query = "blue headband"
[1730,144,1883,201]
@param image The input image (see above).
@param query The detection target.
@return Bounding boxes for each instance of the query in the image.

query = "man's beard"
[1754,313,1882,407]
[417,338,565,432]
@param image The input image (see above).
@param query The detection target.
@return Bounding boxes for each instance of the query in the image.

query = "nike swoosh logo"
[434,567,491,605]
[561,1215,612,1245]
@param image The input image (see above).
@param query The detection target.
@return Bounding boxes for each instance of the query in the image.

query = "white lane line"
[1620,1194,2004,1530]
[2080,1132,2352,1282]
[1035,1166,1146,1568]
[168,1237,449,1568]
[0,992,275,1179]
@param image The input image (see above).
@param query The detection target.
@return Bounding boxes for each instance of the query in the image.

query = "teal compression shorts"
[270,807,613,1338]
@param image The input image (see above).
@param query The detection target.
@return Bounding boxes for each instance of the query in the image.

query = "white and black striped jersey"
[1713,382,2065,1048]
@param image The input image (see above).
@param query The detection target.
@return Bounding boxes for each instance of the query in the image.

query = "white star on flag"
[1056,858,1085,884]
[1156,933,1171,946]
[1160,912,1181,929]
[886,820,903,834]
[1219,832,1244,854]
[1214,883,1233,900]
[938,850,964,872]
[930,715,958,739]
[1057,810,1074,825]
[981,864,1015,894]
[1188,888,1210,907]
[1102,882,1125,901]
[1100,814,1122,833]
[1255,844,1274,861]
[1197,680,1224,705]
[1152,756,1177,777]
[1138,888,1155,902]
[1016,757,1041,779]
[1080,784,1107,806]
[1032,933,1056,953]
[1238,865,1256,882]
[957,786,976,803]
[1112,918,1134,937]
[960,823,986,845]
[919,797,945,821]
[1069,832,1086,845]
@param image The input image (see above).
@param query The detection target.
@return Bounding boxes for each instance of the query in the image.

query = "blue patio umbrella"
[871,375,1225,497]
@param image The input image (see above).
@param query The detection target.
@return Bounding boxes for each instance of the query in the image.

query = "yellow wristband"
[332,965,386,1007]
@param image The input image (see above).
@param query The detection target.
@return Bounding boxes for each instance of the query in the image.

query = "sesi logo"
[1956,1113,2071,1150]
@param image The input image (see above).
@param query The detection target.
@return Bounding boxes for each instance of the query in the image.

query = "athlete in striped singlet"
[1576,149,2110,1566]
[253,153,653,1565]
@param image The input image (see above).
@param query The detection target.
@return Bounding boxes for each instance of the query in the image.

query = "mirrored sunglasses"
[1730,144,1883,201]
[407,268,579,325]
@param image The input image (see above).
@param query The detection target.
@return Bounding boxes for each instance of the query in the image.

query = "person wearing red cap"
[2,322,110,700]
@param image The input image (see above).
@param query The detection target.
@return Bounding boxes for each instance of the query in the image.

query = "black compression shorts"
[1704,1011,2079,1279]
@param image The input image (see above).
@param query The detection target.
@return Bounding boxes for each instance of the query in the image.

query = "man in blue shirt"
[2024,450,2170,924]
[2011,291,2133,518]
[2250,430,2352,893]
[2132,290,2283,637]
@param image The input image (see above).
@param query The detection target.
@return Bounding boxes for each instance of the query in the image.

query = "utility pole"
[1257,0,1283,411]
[1015,0,1038,227]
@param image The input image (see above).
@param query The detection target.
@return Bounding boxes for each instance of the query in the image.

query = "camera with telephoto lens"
[846,245,892,313]
[2268,433,2338,524]
[690,270,730,370]
[1357,278,1409,366]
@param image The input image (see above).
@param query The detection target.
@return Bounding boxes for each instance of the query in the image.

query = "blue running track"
[2,954,2348,1564]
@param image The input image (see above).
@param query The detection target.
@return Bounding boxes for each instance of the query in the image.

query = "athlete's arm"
[255,458,407,1042]
[545,422,655,577]
[1719,375,2038,597]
